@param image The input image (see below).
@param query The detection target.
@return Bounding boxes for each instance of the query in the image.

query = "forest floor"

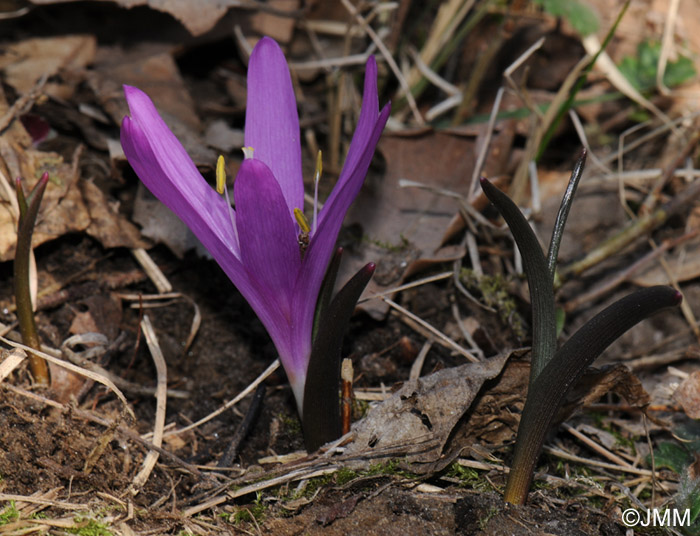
[1,0,700,534]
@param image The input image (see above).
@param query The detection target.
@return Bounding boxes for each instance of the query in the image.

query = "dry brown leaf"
[0,35,96,97]
[631,239,700,286]
[81,179,148,250]
[69,295,123,341]
[345,351,512,473]
[0,148,91,261]
[340,123,517,319]
[249,0,299,44]
[90,51,215,165]
[674,371,700,419]
[343,131,475,318]
[564,364,651,415]
[0,146,147,260]
[132,183,198,259]
[448,357,530,450]
[28,0,229,37]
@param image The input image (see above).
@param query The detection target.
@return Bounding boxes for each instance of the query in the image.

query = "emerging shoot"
[481,154,682,505]
[14,172,50,386]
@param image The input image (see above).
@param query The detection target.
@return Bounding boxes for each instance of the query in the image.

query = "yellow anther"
[314,150,322,184]
[294,208,310,233]
[216,155,226,195]
[242,146,255,160]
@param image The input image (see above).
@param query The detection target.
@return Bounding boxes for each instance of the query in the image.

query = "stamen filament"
[216,155,240,253]
[313,150,322,234]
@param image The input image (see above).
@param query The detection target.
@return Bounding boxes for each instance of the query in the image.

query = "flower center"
[294,208,310,258]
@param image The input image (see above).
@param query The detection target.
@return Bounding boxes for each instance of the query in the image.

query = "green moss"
[334,467,360,486]
[364,459,418,480]
[0,501,19,525]
[460,269,526,339]
[353,399,371,420]
[444,462,491,491]
[363,234,410,253]
[68,517,113,536]
[277,412,302,436]
[478,506,499,530]
[230,492,266,525]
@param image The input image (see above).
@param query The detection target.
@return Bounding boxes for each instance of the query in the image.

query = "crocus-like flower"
[121,37,390,415]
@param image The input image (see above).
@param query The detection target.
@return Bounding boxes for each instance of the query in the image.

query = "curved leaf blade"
[504,285,682,504]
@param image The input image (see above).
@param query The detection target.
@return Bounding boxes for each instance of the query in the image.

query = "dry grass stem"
[581,34,675,132]
[409,340,432,380]
[131,248,172,294]
[404,0,475,90]
[656,0,680,96]
[0,335,133,415]
[511,53,591,203]
[359,271,452,304]
[341,0,424,125]
[562,423,634,469]
[164,359,281,437]
[543,445,656,477]
[130,315,168,493]
[384,297,479,362]
[0,347,26,382]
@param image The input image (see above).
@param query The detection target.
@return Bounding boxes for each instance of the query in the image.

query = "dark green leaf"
[303,263,375,452]
[312,247,343,343]
[505,286,682,504]
[535,0,599,36]
[652,441,692,474]
[480,178,556,384]
[619,40,697,92]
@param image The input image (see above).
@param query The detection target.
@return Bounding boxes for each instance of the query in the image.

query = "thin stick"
[130,315,167,493]
[290,43,379,71]
[563,423,633,469]
[560,177,700,282]
[0,335,133,416]
[384,297,479,362]
[563,230,698,311]
[341,359,353,435]
[469,86,504,197]
[164,359,280,437]
[131,248,172,294]
[218,383,266,467]
[341,0,424,125]
[0,493,84,510]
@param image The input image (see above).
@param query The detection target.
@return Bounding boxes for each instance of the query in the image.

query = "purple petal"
[121,87,271,329]
[245,37,304,216]
[320,56,381,210]
[121,86,240,256]
[288,58,389,359]
[121,85,311,411]
[291,103,390,359]
[234,158,301,318]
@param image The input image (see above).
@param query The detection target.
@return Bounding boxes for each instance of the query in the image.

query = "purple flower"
[121,37,390,414]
